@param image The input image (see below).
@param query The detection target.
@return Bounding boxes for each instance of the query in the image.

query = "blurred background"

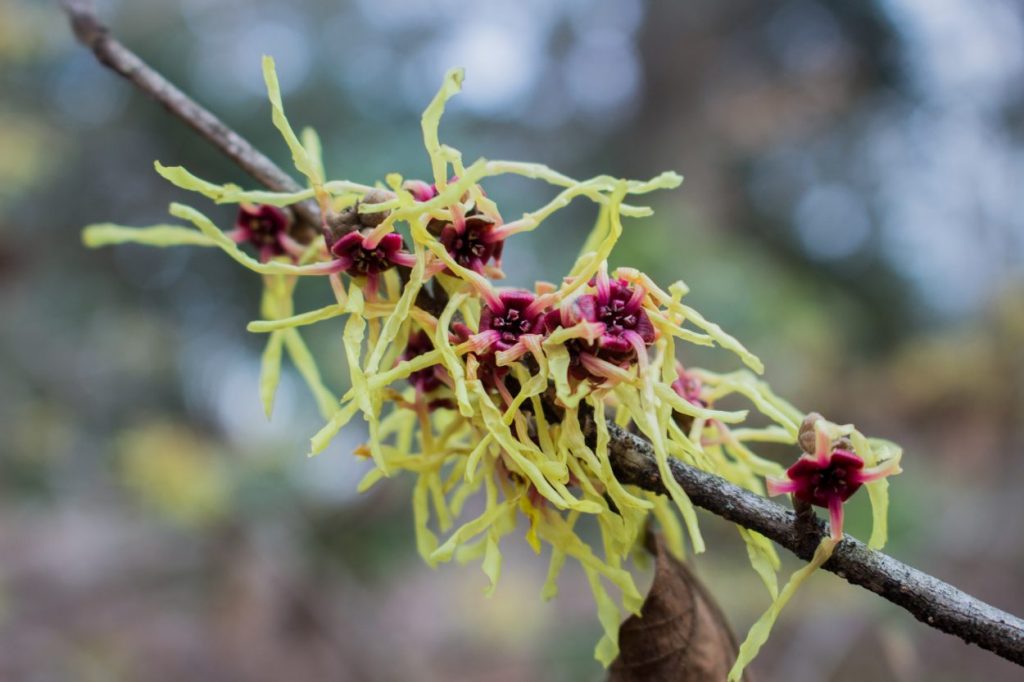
[2,0,1024,679]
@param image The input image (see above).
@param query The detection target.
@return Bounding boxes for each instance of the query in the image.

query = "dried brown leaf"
[608,534,749,682]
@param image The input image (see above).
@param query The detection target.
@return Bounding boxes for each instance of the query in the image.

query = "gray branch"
[61,0,322,231]
[594,416,1024,667]
[62,0,450,316]
[63,1,1024,669]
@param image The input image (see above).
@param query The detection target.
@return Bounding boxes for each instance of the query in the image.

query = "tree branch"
[62,0,449,317]
[592,416,1024,667]
[64,2,1024,669]
[61,0,322,231]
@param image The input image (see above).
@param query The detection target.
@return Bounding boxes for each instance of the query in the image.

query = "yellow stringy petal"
[701,371,799,436]
[651,494,686,560]
[590,399,653,510]
[339,285,390,473]
[301,126,326,181]
[366,245,425,374]
[483,163,648,218]
[719,428,786,479]
[256,276,293,418]
[465,433,494,483]
[518,497,543,554]
[413,474,440,566]
[559,189,627,302]
[637,279,764,374]
[434,293,473,416]
[283,330,337,420]
[430,500,511,564]
[82,223,215,248]
[586,567,622,667]
[247,304,346,333]
[738,527,780,600]
[865,472,892,550]
[481,534,504,597]
[427,469,453,532]
[154,162,316,205]
[543,342,591,408]
[728,426,794,444]
[676,312,763,375]
[262,56,324,189]
[356,467,386,493]
[365,350,444,392]
[653,382,748,424]
[542,547,569,601]
[852,431,901,550]
[616,385,705,554]
[169,203,331,276]
[309,400,360,456]
[728,537,837,681]
[259,331,285,418]
[421,67,464,189]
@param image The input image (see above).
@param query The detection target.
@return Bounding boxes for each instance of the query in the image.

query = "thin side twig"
[61,0,321,231]
[63,2,1024,669]
[63,0,449,316]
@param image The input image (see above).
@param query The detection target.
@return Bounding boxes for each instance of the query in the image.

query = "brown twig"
[63,2,1024,669]
[592,416,1024,667]
[61,0,450,315]
[61,0,321,231]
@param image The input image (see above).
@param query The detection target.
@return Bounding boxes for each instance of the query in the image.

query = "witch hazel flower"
[230,204,305,262]
[454,288,549,398]
[406,177,507,278]
[404,175,473,204]
[670,365,710,432]
[767,414,902,541]
[671,364,707,407]
[582,268,656,357]
[404,179,438,202]
[398,329,456,411]
[438,212,505,277]
[544,267,657,382]
[474,289,548,360]
[327,229,417,295]
[402,329,447,394]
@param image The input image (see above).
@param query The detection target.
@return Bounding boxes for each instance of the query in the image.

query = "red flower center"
[575,278,655,356]
[479,291,545,351]
[236,205,289,256]
[349,246,393,275]
[403,330,444,393]
[672,371,706,406]
[330,232,410,276]
[439,217,502,272]
[599,297,639,335]
[788,450,865,507]
[249,218,279,244]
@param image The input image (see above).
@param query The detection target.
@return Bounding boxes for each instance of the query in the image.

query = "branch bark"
[592,416,1024,667]
[61,0,321,231]
[62,0,449,316]
[64,2,1024,670]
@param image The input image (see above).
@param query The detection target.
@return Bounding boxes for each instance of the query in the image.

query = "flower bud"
[798,412,824,454]
[357,188,392,228]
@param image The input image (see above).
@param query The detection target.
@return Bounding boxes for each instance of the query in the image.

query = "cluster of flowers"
[83,59,902,679]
